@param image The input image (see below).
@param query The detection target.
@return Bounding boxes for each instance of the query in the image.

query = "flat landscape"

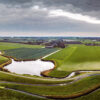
[45,45,100,77]
[0,42,100,100]
[4,48,58,60]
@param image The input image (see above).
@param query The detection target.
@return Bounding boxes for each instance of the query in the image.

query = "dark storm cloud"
[0,0,100,17]
[1,0,100,11]
[0,0,99,36]
[0,0,32,4]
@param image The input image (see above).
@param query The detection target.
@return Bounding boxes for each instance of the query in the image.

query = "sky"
[0,0,100,37]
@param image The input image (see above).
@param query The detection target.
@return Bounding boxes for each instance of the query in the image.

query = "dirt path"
[42,49,61,59]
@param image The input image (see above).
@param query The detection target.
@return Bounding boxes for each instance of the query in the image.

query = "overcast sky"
[0,0,100,37]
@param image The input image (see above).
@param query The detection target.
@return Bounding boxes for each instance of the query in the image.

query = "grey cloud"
[0,0,100,18]
[1,0,100,11]
[0,0,99,36]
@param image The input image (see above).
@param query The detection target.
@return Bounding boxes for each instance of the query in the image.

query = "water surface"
[5,59,54,76]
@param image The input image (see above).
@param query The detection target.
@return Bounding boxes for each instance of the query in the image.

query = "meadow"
[45,45,100,77]
[0,42,43,50]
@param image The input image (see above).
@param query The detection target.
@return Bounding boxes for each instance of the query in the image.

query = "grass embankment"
[0,56,9,65]
[72,88,100,100]
[0,75,100,99]
[3,48,58,60]
[0,56,11,71]
[44,45,100,77]
[0,88,48,100]
[0,71,73,84]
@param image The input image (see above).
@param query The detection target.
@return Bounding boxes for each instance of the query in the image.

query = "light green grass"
[45,45,100,77]
[0,56,9,65]
[0,42,43,50]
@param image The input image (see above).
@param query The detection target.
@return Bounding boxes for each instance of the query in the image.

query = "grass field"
[4,48,58,60]
[45,45,100,77]
[0,42,43,50]
[1,42,100,99]
[0,42,58,60]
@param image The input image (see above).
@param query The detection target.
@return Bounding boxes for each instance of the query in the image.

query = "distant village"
[0,37,100,48]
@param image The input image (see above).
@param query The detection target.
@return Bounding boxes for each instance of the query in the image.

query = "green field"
[0,42,100,99]
[45,45,100,77]
[4,48,58,60]
[0,42,58,60]
[0,42,43,50]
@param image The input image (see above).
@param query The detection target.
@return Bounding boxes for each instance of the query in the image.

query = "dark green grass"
[0,71,73,84]
[72,88,100,100]
[45,45,100,77]
[0,75,100,98]
[4,48,58,60]
[0,88,48,100]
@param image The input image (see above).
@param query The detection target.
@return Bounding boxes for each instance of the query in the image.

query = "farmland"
[0,42,58,60]
[44,45,100,77]
[4,48,58,60]
[0,42,100,99]
[0,42,43,50]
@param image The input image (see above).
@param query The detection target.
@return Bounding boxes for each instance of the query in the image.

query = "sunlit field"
[45,45,100,77]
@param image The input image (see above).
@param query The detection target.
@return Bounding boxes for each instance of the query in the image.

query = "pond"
[4,59,54,76]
